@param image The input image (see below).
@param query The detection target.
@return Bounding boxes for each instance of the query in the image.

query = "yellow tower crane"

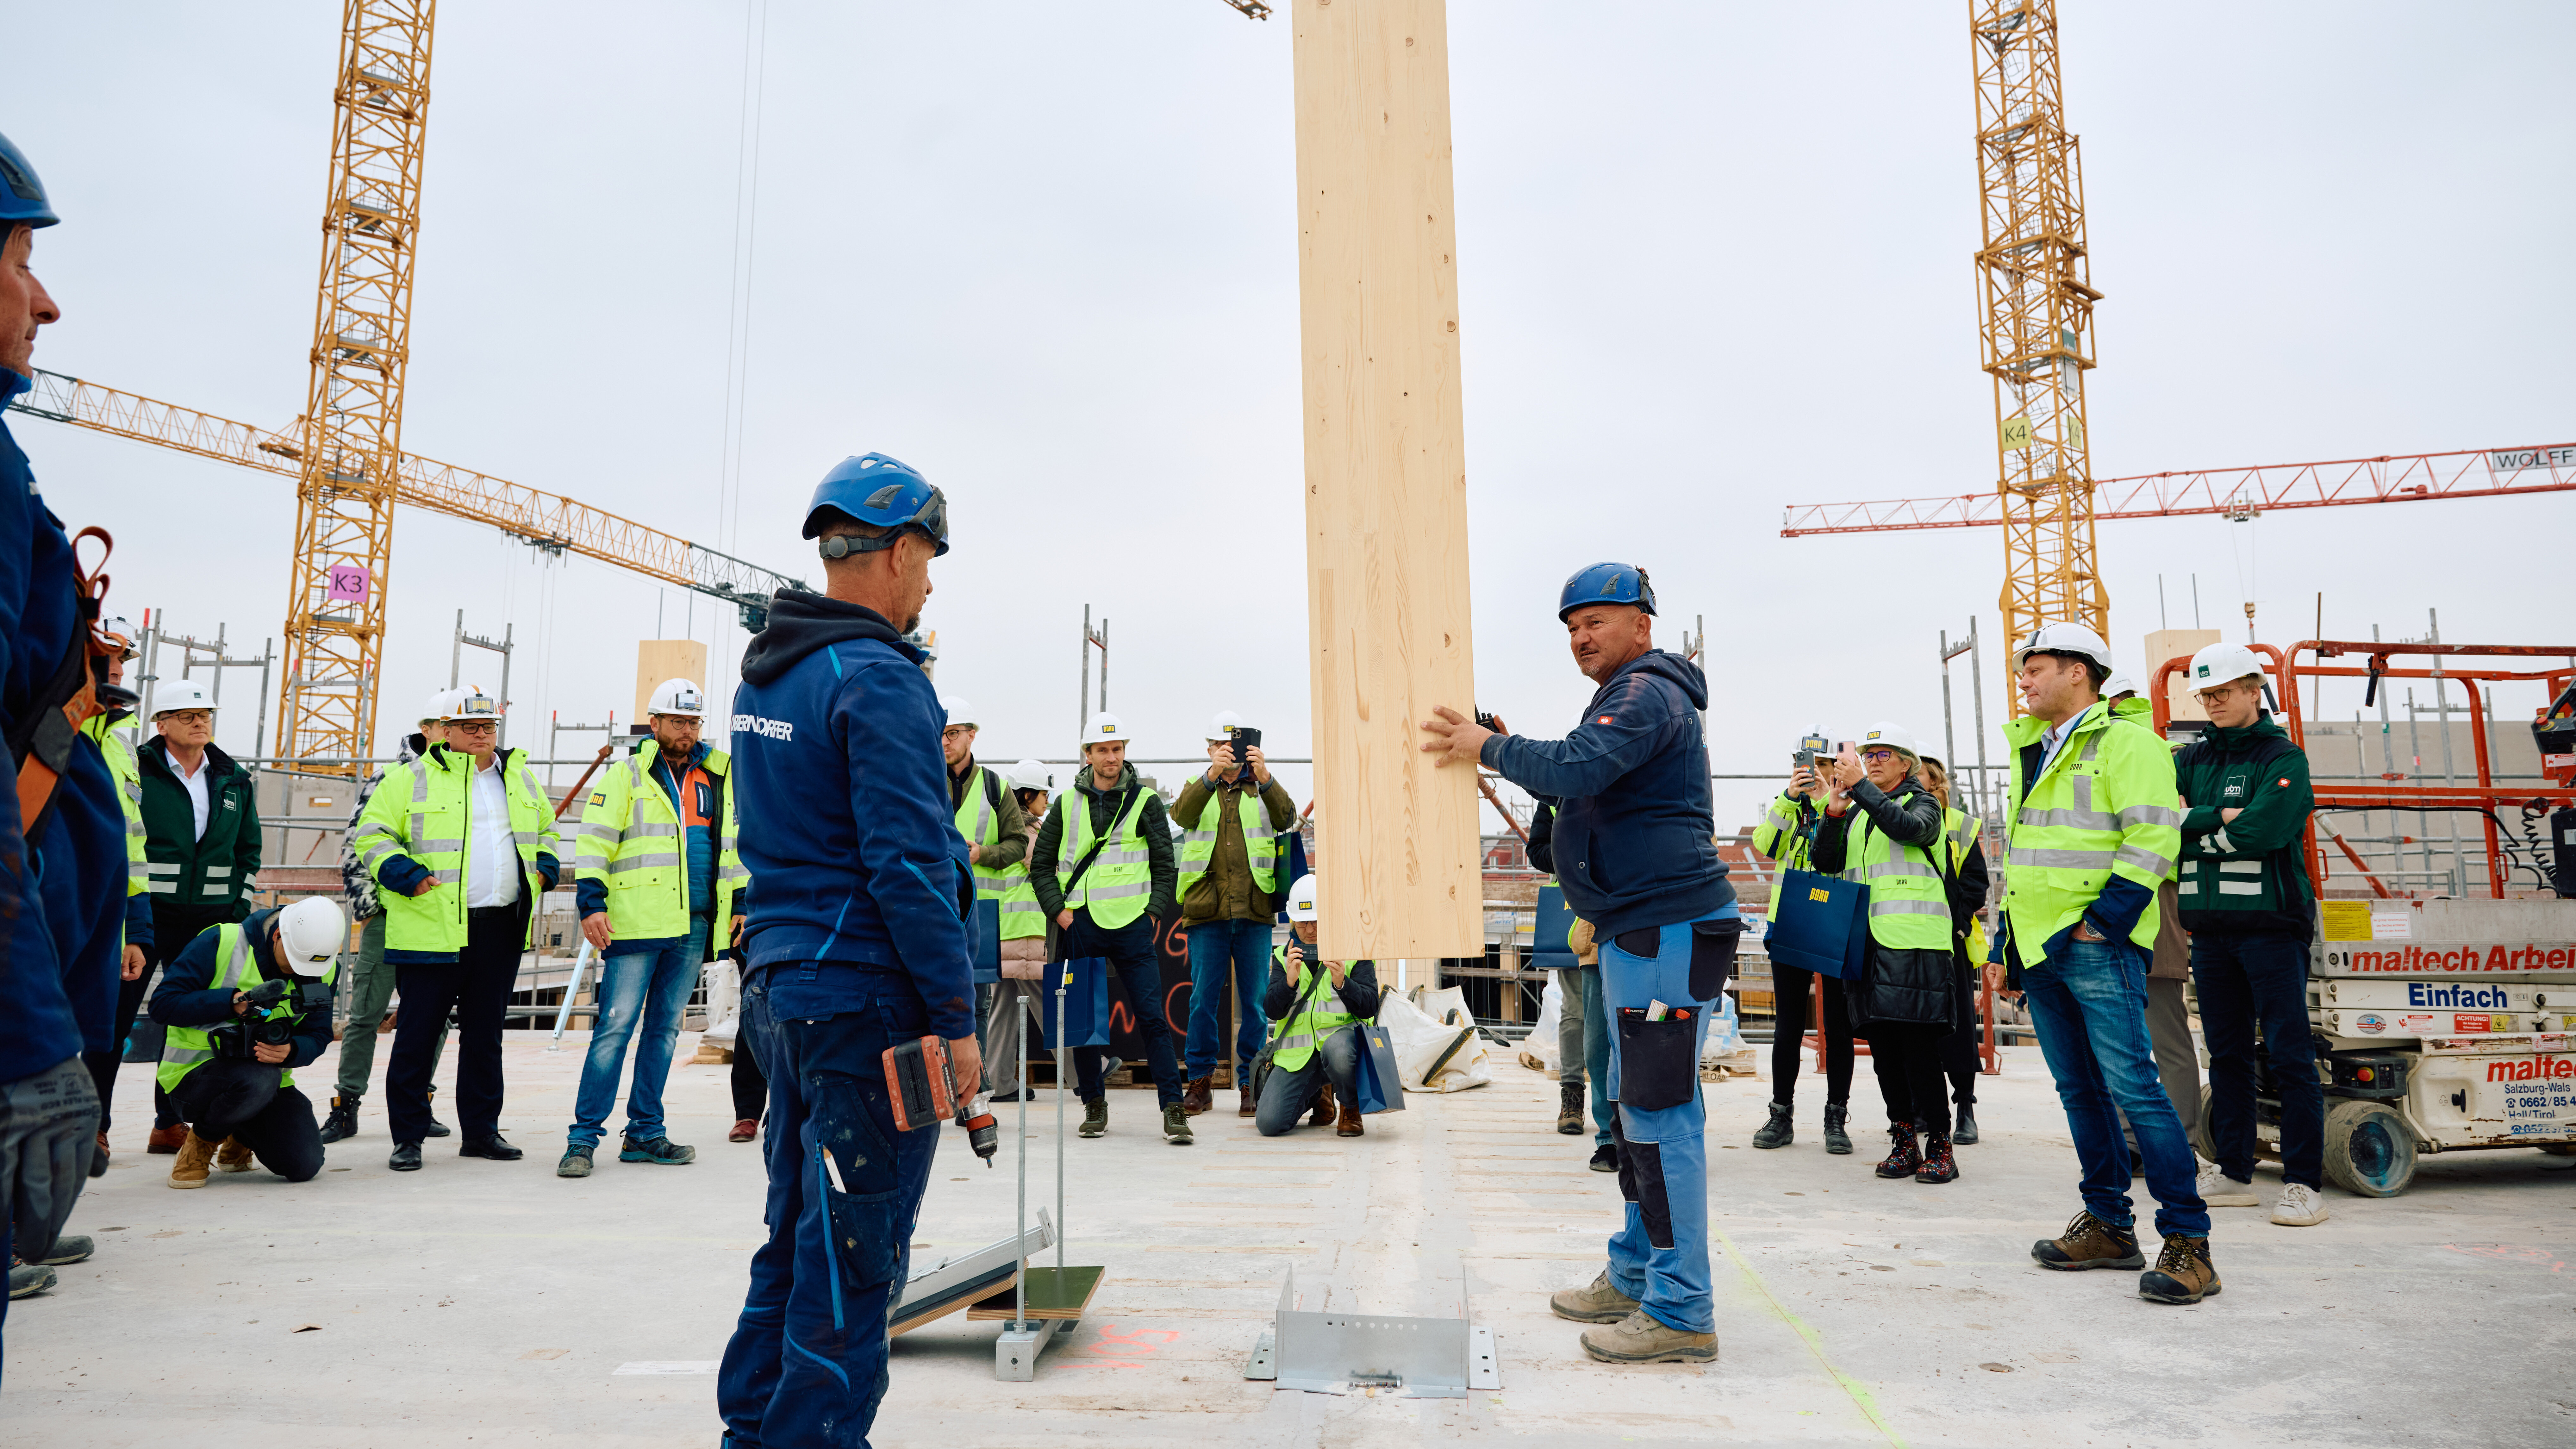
[277,0,436,771]
[1971,0,2105,705]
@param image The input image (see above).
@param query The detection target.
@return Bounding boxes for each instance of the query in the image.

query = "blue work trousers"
[566,918,710,1151]
[1598,916,1737,1336]
[2024,936,2211,1238]
[1184,918,1271,1080]
[2193,929,2323,1190]
[718,970,939,1449]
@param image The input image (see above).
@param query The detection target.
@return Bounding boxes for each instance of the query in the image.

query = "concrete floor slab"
[8,1036,2573,1446]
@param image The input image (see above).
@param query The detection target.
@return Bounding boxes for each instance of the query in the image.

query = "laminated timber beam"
[1292,0,1481,961]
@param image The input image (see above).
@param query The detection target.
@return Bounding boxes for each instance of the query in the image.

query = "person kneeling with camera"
[1254,875,1381,1138]
[148,897,346,1189]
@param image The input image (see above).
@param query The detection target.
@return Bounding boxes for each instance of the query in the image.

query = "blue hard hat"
[0,129,60,230]
[802,453,950,557]
[1558,561,1656,621]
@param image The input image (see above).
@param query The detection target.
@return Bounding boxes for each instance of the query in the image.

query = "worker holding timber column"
[1422,562,1741,1365]
[558,677,746,1178]
[352,686,561,1172]
[716,454,977,1449]
[1176,709,1298,1120]
[321,692,453,1146]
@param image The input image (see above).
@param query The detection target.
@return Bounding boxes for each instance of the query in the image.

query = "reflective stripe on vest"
[1998,701,2185,964]
[1848,797,1952,949]
[158,924,336,1093]
[955,767,1015,902]
[1267,946,1359,1072]
[577,741,742,944]
[1058,787,1152,929]
[1177,786,1278,896]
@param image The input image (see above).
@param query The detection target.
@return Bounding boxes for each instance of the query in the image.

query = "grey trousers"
[1254,1028,1361,1136]
[2120,974,2207,1159]
[336,912,445,1101]
[982,980,1045,1095]
[1557,971,1587,1086]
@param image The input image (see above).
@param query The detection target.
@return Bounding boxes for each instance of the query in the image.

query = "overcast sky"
[10,2,2568,833]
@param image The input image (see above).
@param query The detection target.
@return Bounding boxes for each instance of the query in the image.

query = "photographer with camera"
[1176,710,1298,1120]
[1252,876,1380,1138]
[147,897,346,1188]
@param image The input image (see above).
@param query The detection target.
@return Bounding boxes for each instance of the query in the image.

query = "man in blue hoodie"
[1422,562,1739,1366]
[716,453,977,1449]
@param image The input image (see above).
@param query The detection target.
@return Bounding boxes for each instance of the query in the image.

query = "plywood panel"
[635,639,709,724]
[1293,0,1481,961]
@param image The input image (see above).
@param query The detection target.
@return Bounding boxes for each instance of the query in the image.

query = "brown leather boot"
[147,1124,189,1155]
[168,1130,217,1189]
[1181,1075,1213,1116]
[1309,1081,1337,1128]
[2138,1234,2221,1304]
[1335,1101,1365,1137]
[215,1136,257,1174]
[1238,1083,1255,1118]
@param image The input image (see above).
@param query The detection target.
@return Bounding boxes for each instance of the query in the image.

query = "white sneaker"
[2196,1161,2261,1207]
[2271,1181,2330,1227]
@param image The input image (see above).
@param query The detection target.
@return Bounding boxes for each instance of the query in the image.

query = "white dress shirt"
[172,749,212,840]
[464,754,521,909]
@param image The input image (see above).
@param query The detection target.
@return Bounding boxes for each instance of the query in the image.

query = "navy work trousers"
[718,968,939,1449]
[2193,929,2323,1190]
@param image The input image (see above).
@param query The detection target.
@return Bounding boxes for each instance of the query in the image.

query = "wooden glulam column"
[1293,0,1481,962]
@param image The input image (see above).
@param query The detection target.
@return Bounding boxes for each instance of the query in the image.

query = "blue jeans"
[2024,936,2211,1238]
[566,918,709,1151]
[2193,930,2323,1190]
[1184,918,1271,1080]
[1598,917,1737,1336]
[718,971,939,1448]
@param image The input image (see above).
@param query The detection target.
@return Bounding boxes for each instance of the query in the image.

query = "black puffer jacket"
[1812,778,1957,1031]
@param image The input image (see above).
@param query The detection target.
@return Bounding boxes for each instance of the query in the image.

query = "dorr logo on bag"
[1810,887,1830,902]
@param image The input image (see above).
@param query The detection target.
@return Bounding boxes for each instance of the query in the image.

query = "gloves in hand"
[0,1056,102,1263]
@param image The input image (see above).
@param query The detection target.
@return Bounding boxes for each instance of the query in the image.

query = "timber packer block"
[1293,0,1481,963]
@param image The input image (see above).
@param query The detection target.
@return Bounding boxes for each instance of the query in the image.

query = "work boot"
[1309,1082,1337,1128]
[215,1136,256,1174]
[1951,1103,1979,1145]
[728,1119,759,1143]
[2138,1234,2221,1304]
[1163,1104,1195,1146]
[1079,1098,1108,1139]
[1336,1101,1365,1138]
[146,1124,188,1155]
[2196,1161,2261,1207]
[34,1235,93,1265]
[1181,1075,1213,1116]
[424,1086,452,1138]
[556,1147,594,1179]
[9,1260,54,1300]
[168,1130,216,1189]
[620,1135,695,1165]
[319,1094,361,1145]
[1873,1122,1920,1179]
[1822,1103,1853,1155]
[1580,1308,1718,1364]
[1549,1269,1640,1323]
[90,1131,109,1178]
[1751,1101,1794,1149]
[2031,1210,2146,1271]
[1557,1081,1587,1135]
[1588,1142,1618,1173]
[1238,1083,1255,1118]
[1915,1132,1958,1185]
[2271,1182,2330,1227]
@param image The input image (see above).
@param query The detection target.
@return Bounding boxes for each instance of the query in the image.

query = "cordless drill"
[883,1035,999,1167]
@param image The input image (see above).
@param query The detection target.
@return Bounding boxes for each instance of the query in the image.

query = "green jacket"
[137,738,261,916]
[2173,714,2314,936]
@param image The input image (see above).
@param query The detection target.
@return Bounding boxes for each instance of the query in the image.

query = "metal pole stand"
[1244,1265,1500,1397]
[991,968,1104,1379]
[546,942,595,1051]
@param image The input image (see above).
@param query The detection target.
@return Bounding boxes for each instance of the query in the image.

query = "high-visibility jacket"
[1999,700,2182,966]
[1750,786,1819,922]
[952,765,1014,903]
[80,713,147,902]
[352,744,559,957]
[577,738,745,947]
[1944,805,1989,962]
[1177,786,1280,898]
[1836,787,1953,950]
[1266,945,1362,1073]
[1056,784,1154,929]
[157,922,335,1093]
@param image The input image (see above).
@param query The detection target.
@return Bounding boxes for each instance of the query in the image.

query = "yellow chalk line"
[1711,1227,1906,1449]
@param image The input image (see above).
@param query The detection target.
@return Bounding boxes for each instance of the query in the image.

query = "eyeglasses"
[1860,748,1899,764]
[159,710,213,726]
[448,721,498,736]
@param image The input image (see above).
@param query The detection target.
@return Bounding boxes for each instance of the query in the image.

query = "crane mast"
[1973,0,2104,704]
[279,1,436,772]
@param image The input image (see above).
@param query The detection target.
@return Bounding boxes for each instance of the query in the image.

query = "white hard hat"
[443,686,504,724]
[272,897,347,976]
[151,679,217,718]
[940,696,977,730]
[2016,621,2114,672]
[421,687,462,726]
[648,678,707,719]
[102,615,137,658]
[1084,711,1129,746]
[1285,873,1319,922]
[1008,758,1052,793]
[2184,642,2269,699]
[2103,670,2141,700]
[1208,709,1244,740]
[1857,721,1924,761]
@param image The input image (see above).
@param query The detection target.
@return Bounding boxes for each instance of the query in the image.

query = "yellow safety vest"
[352,745,559,955]
[158,922,335,1092]
[1057,784,1153,929]
[1999,700,2183,966]
[576,739,745,946]
[1266,945,1361,1073]
[953,765,1015,902]
[1751,785,1818,923]
[1943,804,1988,962]
[1838,789,1953,950]
[80,714,148,902]
[1177,784,1279,898]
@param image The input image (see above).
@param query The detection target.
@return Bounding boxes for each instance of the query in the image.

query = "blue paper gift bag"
[1051,955,1112,1048]
[1762,869,1868,980]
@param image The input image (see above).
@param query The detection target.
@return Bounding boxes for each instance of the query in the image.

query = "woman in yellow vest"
[1253,875,1382,1138]
[1812,723,1966,1185]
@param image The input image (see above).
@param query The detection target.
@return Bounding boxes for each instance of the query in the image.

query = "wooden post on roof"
[1292,0,1481,962]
